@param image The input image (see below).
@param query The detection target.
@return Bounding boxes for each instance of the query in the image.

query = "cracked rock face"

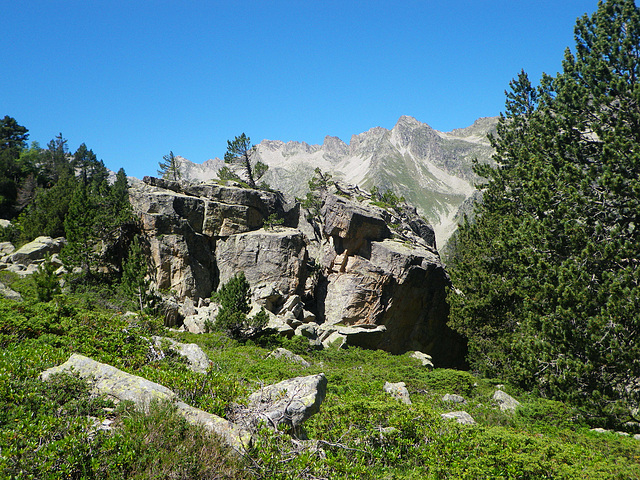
[246,373,328,430]
[128,177,465,365]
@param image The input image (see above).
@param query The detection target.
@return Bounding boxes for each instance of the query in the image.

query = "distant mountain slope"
[175,115,497,246]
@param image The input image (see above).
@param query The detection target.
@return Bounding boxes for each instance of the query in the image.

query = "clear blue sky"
[2,1,597,179]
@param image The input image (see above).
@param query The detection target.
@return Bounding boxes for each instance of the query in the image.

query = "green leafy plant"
[33,255,61,302]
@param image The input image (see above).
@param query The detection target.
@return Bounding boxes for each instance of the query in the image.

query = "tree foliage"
[122,235,157,312]
[0,116,29,217]
[223,133,268,188]
[448,0,640,425]
[157,151,182,181]
[212,272,267,339]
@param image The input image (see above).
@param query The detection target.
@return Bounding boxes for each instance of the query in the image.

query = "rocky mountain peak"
[174,115,498,246]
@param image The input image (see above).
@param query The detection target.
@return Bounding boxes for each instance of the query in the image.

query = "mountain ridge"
[174,115,497,245]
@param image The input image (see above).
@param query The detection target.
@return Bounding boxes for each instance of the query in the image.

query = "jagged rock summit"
[129,176,465,365]
[171,115,497,245]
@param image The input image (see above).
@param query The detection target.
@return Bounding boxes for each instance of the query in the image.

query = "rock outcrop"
[128,176,465,365]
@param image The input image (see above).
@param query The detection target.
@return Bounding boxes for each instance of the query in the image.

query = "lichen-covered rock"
[215,228,308,299]
[151,336,211,373]
[442,394,466,404]
[40,354,250,450]
[384,381,412,405]
[7,236,66,266]
[267,347,311,367]
[246,373,327,430]
[493,390,521,412]
[441,411,476,425]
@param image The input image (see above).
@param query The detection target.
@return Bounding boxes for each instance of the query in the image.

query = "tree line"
[448,0,640,426]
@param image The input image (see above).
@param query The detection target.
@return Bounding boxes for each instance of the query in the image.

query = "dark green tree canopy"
[449,0,640,425]
[0,116,29,153]
[223,133,268,188]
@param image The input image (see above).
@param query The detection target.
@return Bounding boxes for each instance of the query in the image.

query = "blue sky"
[3,1,597,179]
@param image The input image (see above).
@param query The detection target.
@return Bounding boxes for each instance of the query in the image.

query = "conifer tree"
[122,235,154,312]
[449,0,640,424]
[223,134,268,188]
[157,151,181,181]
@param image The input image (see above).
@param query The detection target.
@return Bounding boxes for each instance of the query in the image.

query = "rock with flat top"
[7,236,66,266]
[441,411,476,425]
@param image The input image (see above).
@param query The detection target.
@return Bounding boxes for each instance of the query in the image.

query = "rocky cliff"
[129,177,465,366]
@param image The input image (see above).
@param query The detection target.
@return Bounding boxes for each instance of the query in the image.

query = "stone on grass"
[493,390,521,412]
[442,393,466,404]
[247,373,327,430]
[152,336,211,373]
[40,354,249,450]
[441,411,476,425]
[410,351,434,368]
[384,381,412,405]
[267,347,311,367]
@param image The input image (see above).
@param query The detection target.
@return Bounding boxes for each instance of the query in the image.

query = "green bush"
[212,272,268,340]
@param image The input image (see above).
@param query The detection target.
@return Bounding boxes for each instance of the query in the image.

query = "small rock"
[179,297,197,317]
[0,242,15,257]
[591,427,610,434]
[301,309,316,323]
[441,411,476,425]
[409,351,434,368]
[283,311,302,328]
[442,394,466,404]
[247,373,327,430]
[0,282,22,301]
[281,295,303,319]
[267,347,311,367]
[152,336,212,373]
[384,381,412,405]
[493,390,521,412]
[295,323,318,339]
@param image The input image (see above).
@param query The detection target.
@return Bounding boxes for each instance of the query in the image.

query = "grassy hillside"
[1,274,639,479]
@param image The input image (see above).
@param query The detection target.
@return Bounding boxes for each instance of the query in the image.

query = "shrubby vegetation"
[448,0,640,426]
[0,276,638,479]
[210,272,268,340]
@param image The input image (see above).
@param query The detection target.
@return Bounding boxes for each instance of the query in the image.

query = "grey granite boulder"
[384,381,412,405]
[151,336,211,373]
[267,347,311,367]
[246,373,327,430]
[493,390,521,412]
[40,354,250,450]
[7,236,66,266]
[441,411,476,425]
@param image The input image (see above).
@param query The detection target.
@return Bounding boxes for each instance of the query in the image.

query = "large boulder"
[128,178,464,365]
[215,228,308,299]
[7,236,66,266]
[40,354,250,450]
[245,373,327,431]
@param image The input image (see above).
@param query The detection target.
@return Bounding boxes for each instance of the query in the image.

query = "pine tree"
[223,134,268,188]
[449,0,640,424]
[157,151,181,181]
[122,235,153,312]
